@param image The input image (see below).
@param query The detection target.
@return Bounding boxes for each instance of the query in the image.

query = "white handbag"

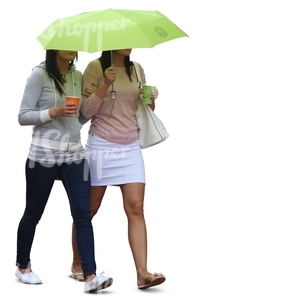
[133,62,169,149]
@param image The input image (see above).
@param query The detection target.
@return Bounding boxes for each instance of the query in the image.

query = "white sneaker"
[84,272,113,293]
[15,268,42,284]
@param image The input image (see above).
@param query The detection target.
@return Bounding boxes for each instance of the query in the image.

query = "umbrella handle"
[110,82,116,99]
[110,90,116,99]
[110,51,116,99]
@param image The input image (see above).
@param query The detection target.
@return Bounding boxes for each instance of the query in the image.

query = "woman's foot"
[70,264,84,281]
[15,268,42,284]
[84,272,113,293]
[137,272,166,289]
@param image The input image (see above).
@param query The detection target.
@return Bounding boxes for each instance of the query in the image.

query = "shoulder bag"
[133,61,169,149]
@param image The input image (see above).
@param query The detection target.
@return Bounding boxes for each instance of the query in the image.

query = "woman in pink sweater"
[70,49,166,289]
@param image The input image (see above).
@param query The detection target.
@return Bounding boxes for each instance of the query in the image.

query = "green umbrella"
[37,8,188,52]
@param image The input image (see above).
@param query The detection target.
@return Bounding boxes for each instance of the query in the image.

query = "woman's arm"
[139,63,158,111]
[18,68,47,125]
[80,61,115,119]
[19,67,81,125]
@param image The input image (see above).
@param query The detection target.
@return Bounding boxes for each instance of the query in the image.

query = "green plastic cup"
[142,85,156,104]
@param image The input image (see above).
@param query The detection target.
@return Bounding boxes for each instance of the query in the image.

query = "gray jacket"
[19,63,86,153]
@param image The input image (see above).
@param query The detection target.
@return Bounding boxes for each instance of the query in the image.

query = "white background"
[1,0,300,299]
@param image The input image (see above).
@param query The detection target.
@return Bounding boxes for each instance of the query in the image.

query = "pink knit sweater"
[81,59,146,144]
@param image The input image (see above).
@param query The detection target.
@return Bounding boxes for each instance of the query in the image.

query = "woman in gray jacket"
[16,50,113,293]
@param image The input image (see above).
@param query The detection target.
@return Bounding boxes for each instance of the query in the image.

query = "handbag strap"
[132,61,143,90]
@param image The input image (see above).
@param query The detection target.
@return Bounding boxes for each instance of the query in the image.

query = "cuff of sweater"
[81,94,103,120]
[40,109,52,122]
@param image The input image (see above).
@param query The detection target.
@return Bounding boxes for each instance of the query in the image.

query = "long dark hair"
[99,51,133,81]
[44,50,78,95]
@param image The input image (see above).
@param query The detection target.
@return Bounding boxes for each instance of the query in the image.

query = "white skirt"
[85,133,145,186]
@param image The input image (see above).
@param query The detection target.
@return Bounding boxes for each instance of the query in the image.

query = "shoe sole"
[138,276,166,289]
[86,278,113,293]
[15,274,42,285]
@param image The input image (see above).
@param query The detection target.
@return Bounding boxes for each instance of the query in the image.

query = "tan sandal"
[138,272,166,289]
[69,272,84,281]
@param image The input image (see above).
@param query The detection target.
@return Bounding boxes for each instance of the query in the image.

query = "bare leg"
[120,183,165,288]
[71,186,107,280]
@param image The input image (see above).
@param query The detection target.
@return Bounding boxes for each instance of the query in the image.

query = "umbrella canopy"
[37,9,188,52]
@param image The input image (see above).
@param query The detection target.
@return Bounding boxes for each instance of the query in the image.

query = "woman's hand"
[150,88,159,101]
[83,83,98,97]
[104,66,116,86]
[85,67,116,100]
[49,102,78,118]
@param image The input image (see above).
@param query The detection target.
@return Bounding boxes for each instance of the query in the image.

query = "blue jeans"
[16,158,96,276]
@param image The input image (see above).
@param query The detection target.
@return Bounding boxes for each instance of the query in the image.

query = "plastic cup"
[142,85,156,104]
[66,96,80,105]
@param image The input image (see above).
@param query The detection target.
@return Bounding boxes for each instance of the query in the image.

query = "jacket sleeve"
[18,68,51,126]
